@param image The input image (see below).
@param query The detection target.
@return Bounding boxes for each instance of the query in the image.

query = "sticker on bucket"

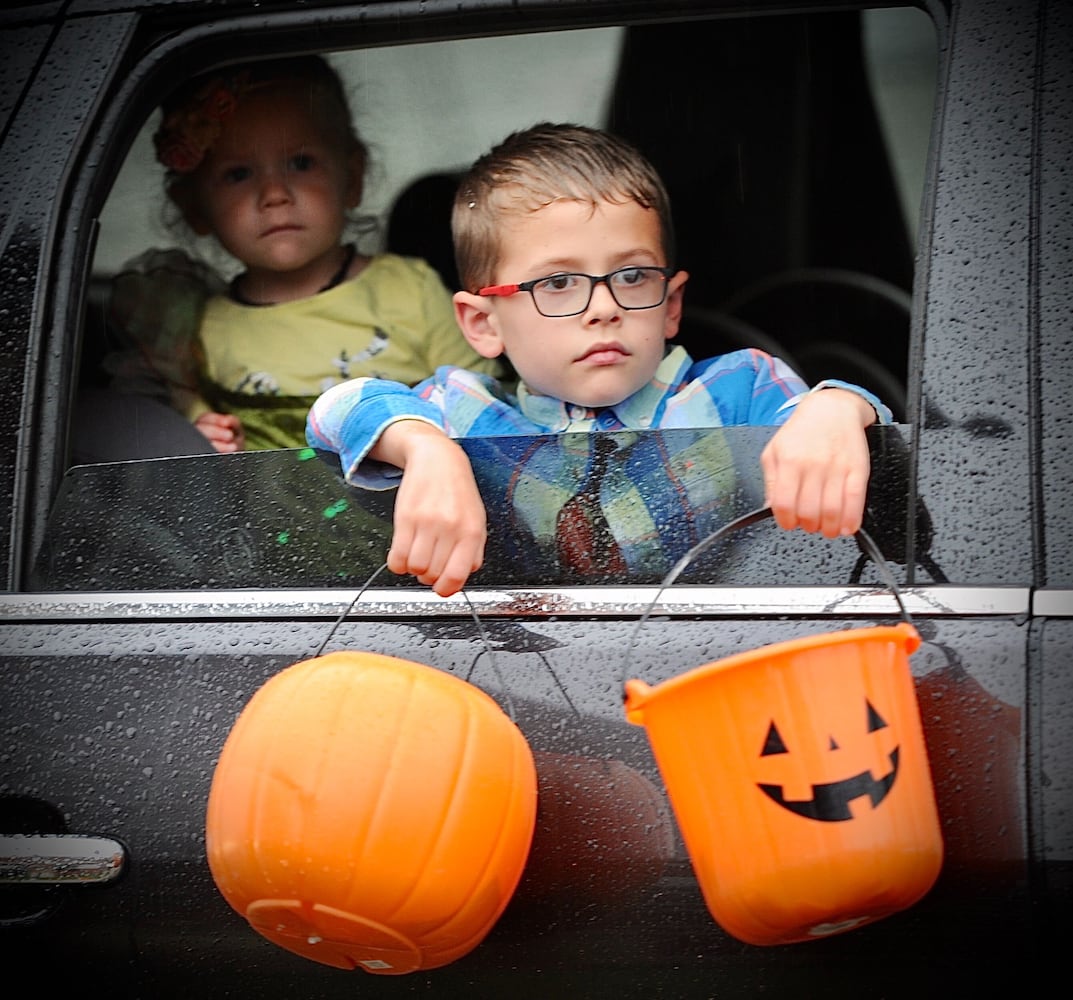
[623,507,944,946]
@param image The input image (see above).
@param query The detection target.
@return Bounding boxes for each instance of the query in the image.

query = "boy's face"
[454,198,687,409]
[179,84,361,281]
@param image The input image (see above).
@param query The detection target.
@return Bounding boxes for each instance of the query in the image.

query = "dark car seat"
[386,171,464,293]
[606,12,913,419]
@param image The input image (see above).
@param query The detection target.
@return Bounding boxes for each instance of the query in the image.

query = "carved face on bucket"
[756,698,899,822]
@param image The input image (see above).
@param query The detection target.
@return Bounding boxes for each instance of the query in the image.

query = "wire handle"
[313,562,517,721]
[622,505,912,686]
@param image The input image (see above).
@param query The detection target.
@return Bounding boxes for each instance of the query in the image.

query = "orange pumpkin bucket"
[624,508,943,946]
[206,648,537,974]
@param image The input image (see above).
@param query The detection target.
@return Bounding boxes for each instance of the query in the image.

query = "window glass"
[34,426,930,591]
[861,7,938,244]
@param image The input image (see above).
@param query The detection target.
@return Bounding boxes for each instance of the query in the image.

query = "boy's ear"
[453,291,506,359]
[663,269,689,341]
[344,151,365,209]
[168,180,213,237]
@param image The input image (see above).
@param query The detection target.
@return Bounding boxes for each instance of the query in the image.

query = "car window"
[52,6,941,593]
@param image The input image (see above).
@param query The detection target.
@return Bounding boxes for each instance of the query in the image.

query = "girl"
[120,55,500,453]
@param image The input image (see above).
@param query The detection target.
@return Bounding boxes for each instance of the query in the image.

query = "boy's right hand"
[194,411,245,453]
[375,420,487,597]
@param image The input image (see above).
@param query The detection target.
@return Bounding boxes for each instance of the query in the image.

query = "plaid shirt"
[306,346,890,581]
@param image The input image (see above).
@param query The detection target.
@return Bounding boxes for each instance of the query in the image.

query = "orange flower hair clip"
[154,72,252,174]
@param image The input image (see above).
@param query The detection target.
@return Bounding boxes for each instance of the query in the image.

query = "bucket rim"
[625,621,920,704]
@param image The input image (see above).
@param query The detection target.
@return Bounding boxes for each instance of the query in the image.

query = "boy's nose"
[584,279,622,322]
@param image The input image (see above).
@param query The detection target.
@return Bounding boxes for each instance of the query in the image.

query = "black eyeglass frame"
[479,265,676,317]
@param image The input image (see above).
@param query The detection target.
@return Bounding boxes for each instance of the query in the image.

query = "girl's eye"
[222,165,252,184]
[289,153,315,172]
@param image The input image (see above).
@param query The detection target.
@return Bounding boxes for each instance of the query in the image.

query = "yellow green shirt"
[192,253,501,451]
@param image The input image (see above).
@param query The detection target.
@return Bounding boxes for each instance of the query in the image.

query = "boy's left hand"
[760,388,877,538]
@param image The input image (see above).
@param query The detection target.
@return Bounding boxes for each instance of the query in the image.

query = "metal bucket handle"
[313,561,518,721]
[622,505,913,688]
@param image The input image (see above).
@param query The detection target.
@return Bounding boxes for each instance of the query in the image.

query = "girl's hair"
[451,122,675,293]
[155,54,367,180]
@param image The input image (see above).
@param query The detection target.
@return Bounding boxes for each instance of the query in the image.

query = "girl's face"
[182,83,361,292]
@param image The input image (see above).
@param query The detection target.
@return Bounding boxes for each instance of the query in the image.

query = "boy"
[307,123,890,596]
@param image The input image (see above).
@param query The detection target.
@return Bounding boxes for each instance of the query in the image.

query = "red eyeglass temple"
[478,284,520,297]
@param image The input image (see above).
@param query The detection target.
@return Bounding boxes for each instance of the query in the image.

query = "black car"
[1,0,1070,996]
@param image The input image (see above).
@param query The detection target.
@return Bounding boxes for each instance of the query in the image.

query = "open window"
[49,5,940,593]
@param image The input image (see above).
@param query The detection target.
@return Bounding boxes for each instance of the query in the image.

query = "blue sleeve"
[807,378,893,425]
[306,376,446,489]
[681,350,892,426]
[668,349,809,427]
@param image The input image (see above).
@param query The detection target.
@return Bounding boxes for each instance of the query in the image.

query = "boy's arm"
[760,386,880,538]
[371,420,487,597]
[680,349,890,537]
[306,375,487,596]
[307,377,447,487]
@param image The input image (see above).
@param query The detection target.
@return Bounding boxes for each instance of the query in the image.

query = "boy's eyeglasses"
[479,266,675,318]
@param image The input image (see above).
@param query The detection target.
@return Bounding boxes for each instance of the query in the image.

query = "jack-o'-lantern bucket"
[624,508,943,946]
[206,648,537,974]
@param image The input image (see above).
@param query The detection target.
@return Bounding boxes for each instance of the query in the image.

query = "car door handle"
[0,834,126,885]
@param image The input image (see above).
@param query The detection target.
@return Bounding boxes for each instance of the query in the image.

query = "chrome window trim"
[0,586,1029,622]
[1032,590,1073,617]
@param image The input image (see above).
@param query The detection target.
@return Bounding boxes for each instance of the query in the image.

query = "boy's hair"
[452,123,675,293]
[154,55,366,177]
